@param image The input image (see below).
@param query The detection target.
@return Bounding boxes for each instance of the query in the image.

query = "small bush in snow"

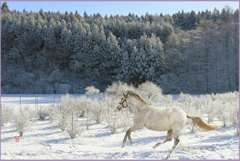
[49,93,86,135]
[56,94,76,131]
[48,104,60,125]
[105,100,120,133]
[37,106,49,120]
[66,107,84,139]
[85,85,100,95]
[137,81,163,102]
[24,106,36,119]
[12,108,32,137]
[105,81,137,95]
[119,109,131,132]
[1,105,14,126]
[67,122,83,139]
[58,115,67,131]
[75,96,91,118]
[38,112,48,120]
[106,112,119,133]
[90,97,106,124]
[85,107,91,130]
[162,95,174,107]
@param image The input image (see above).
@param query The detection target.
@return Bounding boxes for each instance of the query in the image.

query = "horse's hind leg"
[153,129,172,148]
[167,132,180,157]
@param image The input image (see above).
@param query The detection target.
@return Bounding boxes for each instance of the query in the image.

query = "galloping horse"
[117,91,222,157]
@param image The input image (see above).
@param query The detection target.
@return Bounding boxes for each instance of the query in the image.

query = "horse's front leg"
[121,124,143,148]
[121,129,130,148]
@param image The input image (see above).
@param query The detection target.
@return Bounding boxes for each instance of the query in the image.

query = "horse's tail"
[187,114,222,130]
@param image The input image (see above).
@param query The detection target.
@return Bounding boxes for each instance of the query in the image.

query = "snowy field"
[1,94,239,160]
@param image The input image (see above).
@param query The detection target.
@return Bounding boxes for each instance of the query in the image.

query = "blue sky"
[2,1,239,16]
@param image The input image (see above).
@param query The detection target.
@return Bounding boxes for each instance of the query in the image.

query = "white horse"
[117,91,222,157]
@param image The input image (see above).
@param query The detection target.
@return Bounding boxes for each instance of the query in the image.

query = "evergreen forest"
[1,2,239,94]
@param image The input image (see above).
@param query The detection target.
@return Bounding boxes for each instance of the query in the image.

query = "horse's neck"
[128,96,145,113]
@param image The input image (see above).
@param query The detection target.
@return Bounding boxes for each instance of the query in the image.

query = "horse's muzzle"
[117,105,123,111]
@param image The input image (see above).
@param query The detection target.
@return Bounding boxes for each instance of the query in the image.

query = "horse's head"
[117,91,129,111]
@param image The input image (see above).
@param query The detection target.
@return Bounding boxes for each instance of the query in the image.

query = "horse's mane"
[126,91,148,105]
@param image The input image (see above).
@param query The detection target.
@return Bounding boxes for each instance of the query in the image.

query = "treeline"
[1,2,239,94]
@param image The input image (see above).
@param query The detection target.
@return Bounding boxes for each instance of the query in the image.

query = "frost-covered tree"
[105,81,137,95]
[117,33,165,85]
[85,85,100,95]
[66,102,83,139]
[37,106,49,120]
[137,81,163,102]
[13,108,33,137]
[1,2,238,94]
[1,105,14,126]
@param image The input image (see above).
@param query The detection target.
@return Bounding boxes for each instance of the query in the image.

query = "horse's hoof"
[130,140,133,144]
[167,154,170,158]
[121,145,125,148]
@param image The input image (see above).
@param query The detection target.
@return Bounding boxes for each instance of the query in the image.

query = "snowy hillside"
[1,2,239,94]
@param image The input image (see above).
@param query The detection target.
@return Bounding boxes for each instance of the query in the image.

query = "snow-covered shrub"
[119,108,132,131]
[85,86,106,124]
[163,95,173,107]
[83,99,92,129]
[100,94,114,116]
[228,95,239,127]
[66,107,84,139]
[75,95,91,117]
[67,122,83,139]
[48,104,60,125]
[12,108,33,137]
[38,111,48,120]
[137,81,163,103]
[85,107,91,130]
[90,97,106,124]
[1,105,14,126]
[102,95,120,133]
[50,94,76,131]
[105,81,137,96]
[85,85,100,95]
[106,109,119,133]
[193,94,215,124]
[225,104,239,129]
[50,93,87,136]
[218,102,228,127]
[57,109,68,131]
[177,92,192,108]
[212,92,239,127]
[37,106,49,120]
[176,91,239,132]
[24,106,36,119]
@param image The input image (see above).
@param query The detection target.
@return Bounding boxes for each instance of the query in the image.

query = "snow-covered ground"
[1,94,239,160]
